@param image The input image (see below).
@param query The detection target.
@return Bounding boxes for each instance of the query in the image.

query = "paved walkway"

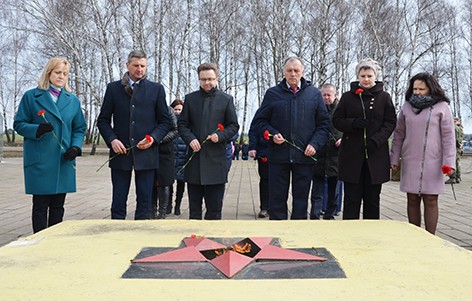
[1,152,471,250]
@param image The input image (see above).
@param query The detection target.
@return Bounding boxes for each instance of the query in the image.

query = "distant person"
[241,141,249,160]
[332,58,396,220]
[226,133,239,171]
[178,63,239,220]
[14,57,86,233]
[233,141,241,160]
[251,56,330,220]
[390,72,456,234]
[310,83,343,220]
[169,99,187,216]
[248,118,270,218]
[97,50,171,220]
[152,106,178,219]
[446,117,463,184]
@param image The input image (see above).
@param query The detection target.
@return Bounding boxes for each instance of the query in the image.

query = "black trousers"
[257,158,269,211]
[323,176,339,219]
[268,163,313,220]
[32,194,66,233]
[187,183,225,220]
[343,161,381,219]
[111,168,154,220]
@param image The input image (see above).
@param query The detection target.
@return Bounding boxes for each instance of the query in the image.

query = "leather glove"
[64,146,80,161]
[36,122,54,137]
[352,118,368,129]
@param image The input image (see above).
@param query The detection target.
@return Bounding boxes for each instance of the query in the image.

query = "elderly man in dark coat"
[97,50,171,220]
[251,57,330,220]
[178,63,239,220]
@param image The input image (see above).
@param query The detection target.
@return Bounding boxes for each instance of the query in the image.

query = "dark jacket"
[178,87,239,185]
[248,117,269,159]
[97,76,172,171]
[250,78,330,164]
[156,107,178,186]
[173,135,188,182]
[313,99,342,177]
[332,81,396,184]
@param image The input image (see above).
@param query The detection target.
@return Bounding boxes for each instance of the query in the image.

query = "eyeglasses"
[199,78,217,83]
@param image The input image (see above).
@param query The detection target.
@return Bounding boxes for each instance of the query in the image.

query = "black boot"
[174,198,182,215]
[151,185,158,219]
[166,185,173,214]
[174,181,184,215]
[157,186,170,219]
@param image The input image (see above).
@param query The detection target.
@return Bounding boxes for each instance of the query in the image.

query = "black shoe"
[174,207,181,215]
[156,213,166,219]
[258,210,269,218]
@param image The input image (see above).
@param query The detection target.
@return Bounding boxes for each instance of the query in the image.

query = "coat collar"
[33,88,73,121]
[350,81,384,95]
[279,77,311,92]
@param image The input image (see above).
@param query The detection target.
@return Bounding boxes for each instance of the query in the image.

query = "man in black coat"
[97,50,171,220]
[178,63,239,220]
[311,84,343,220]
[251,57,330,220]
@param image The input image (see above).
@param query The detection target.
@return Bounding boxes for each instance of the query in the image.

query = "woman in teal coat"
[14,57,86,233]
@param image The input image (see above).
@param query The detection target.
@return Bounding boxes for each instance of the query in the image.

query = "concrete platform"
[0,219,471,300]
[1,155,472,250]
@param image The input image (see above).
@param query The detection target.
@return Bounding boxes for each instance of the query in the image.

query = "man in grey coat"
[178,63,239,220]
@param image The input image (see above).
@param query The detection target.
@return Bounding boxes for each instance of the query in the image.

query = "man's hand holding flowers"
[111,139,128,154]
[137,134,154,149]
[189,139,201,152]
[273,133,285,144]
[97,134,153,172]
[304,144,317,157]
[207,132,219,143]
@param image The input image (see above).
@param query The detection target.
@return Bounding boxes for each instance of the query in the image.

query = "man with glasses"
[178,63,239,220]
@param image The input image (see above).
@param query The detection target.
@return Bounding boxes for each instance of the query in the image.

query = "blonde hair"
[37,57,72,92]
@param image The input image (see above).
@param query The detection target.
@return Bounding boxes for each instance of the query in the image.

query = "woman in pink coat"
[390,73,456,234]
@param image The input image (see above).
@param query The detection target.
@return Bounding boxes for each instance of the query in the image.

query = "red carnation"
[37,109,46,116]
[217,123,224,131]
[263,130,271,141]
[355,88,364,95]
[261,157,268,163]
[145,134,152,143]
[441,165,452,175]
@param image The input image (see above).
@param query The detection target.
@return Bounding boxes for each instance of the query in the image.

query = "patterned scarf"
[49,86,61,97]
[407,94,439,114]
[121,72,146,97]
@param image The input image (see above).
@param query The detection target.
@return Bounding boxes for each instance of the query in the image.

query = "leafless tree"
[1,0,471,148]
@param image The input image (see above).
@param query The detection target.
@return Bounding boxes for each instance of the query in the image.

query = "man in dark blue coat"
[251,57,330,220]
[97,50,171,220]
